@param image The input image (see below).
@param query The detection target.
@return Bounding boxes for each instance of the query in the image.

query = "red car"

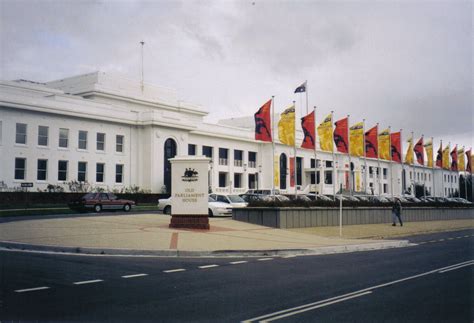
[69,193,135,213]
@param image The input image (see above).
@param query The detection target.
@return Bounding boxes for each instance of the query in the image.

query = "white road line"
[198,264,219,269]
[243,259,474,323]
[262,292,373,322]
[73,279,103,285]
[418,242,427,244]
[438,239,445,242]
[447,238,454,240]
[229,261,248,265]
[122,273,148,279]
[281,255,297,258]
[257,258,274,261]
[456,237,462,239]
[15,286,50,293]
[439,262,474,273]
[163,268,186,273]
[429,240,437,243]
[465,235,470,238]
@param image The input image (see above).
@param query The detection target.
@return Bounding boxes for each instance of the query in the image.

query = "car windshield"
[228,195,245,203]
[208,196,217,202]
[83,193,96,200]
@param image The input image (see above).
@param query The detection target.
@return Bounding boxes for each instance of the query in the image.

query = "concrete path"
[0,213,409,257]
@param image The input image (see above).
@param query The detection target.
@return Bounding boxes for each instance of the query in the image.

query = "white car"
[209,194,248,207]
[157,196,233,217]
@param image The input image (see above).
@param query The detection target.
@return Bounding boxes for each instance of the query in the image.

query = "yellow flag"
[442,145,450,169]
[273,155,279,187]
[355,171,361,192]
[424,140,433,168]
[458,147,465,171]
[349,122,364,157]
[317,114,334,152]
[378,128,391,160]
[405,137,414,164]
[278,105,295,146]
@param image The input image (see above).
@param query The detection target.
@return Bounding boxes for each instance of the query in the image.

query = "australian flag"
[294,81,307,93]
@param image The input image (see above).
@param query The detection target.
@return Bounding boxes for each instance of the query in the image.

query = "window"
[0,120,2,144]
[14,158,26,180]
[116,135,124,152]
[116,164,123,183]
[383,168,388,180]
[78,162,87,182]
[410,171,412,180]
[248,151,257,168]
[96,163,105,182]
[188,144,196,156]
[97,133,105,151]
[78,131,88,149]
[428,174,431,181]
[37,159,48,181]
[417,173,420,181]
[248,173,257,189]
[58,160,68,181]
[234,173,242,188]
[310,171,320,184]
[219,148,228,165]
[325,161,333,168]
[234,150,243,167]
[383,183,388,194]
[16,123,27,144]
[296,157,303,186]
[38,126,48,146]
[324,170,333,184]
[203,146,213,158]
[369,167,374,178]
[219,172,227,187]
[59,128,69,148]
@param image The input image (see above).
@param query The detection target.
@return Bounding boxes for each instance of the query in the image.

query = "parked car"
[157,196,233,217]
[68,192,135,213]
[285,194,312,202]
[209,194,248,207]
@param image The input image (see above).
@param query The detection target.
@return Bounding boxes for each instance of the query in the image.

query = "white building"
[0,71,460,197]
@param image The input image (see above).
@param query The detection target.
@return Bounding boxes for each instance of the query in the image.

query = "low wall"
[232,207,474,229]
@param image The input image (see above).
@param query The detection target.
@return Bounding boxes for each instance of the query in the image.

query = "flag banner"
[294,81,306,93]
[365,125,378,159]
[290,157,295,187]
[378,128,391,160]
[334,117,349,153]
[254,99,272,142]
[466,149,472,173]
[442,145,450,170]
[450,146,458,171]
[424,140,433,168]
[390,132,402,163]
[301,111,315,149]
[436,143,443,168]
[414,137,424,165]
[457,147,465,171]
[317,114,334,152]
[274,155,279,187]
[405,137,414,165]
[278,105,295,146]
[350,122,364,157]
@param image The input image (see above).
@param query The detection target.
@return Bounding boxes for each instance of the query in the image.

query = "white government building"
[0,71,460,197]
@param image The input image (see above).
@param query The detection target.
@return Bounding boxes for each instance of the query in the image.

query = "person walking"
[392,198,403,226]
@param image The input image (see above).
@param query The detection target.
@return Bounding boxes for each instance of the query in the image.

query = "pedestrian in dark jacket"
[392,198,403,226]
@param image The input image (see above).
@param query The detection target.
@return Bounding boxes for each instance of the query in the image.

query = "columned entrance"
[164,138,177,193]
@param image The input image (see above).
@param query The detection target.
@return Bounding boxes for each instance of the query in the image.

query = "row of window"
[409,171,432,182]
[188,145,258,168]
[444,174,457,184]
[14,158,124,183]
[15,123,125,152]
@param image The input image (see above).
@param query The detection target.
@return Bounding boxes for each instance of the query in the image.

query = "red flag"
[333,117,349,153]
[290,157,295,187]
[300,111,315,149]
[365,125,378,158]
[254,99,272,142]
[414,137,424,165]
[466,149,472,173]
[436,143,443,168]
[390,132,402,163]
[450,146,458,171]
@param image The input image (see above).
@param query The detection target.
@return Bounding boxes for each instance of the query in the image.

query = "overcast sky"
[1,0,472,151]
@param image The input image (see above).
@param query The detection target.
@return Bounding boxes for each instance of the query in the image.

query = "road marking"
[229,261,248,265]
[456,237,462,239]
[262,292,373,322]
[447,238,454,240]
[15,286,50,293]
[73,279,103,285]
[243,259,474,322]
[438,239,445,242]
[122,273,148,279]
[257,258,274,261]
[281,255,297,258]
[465,235,470,238]
[163,268,186,273]
[417,242,426,244]
[439,261,474,273]
[198,264,219,269]
[429,240,437,243]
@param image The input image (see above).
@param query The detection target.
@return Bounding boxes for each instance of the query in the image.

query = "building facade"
[0,71,461,197]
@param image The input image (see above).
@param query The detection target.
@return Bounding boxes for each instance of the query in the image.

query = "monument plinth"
[169,156,210,229]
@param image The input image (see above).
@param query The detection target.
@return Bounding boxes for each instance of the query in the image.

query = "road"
[0,229,472,322]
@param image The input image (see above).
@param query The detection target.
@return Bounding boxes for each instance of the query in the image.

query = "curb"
[0,240,412,258]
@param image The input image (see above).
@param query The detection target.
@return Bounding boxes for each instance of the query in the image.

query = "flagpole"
[431,137,435,197]
[313,106,318,195]
[293,100,297,198]
[401,128,404,197]
[422,134,426,199]
[440,140,444,197]
[363,119,367,195]
[389,126,393,198]
[376,123,381,196]
[464,146,467,199]
[347,114,352,196]
[305,80,308,115]
[411,131,415,197]
[271,95,275,197]
[332,110,336,200]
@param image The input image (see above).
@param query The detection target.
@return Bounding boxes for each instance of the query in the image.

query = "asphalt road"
[0,229,472,322]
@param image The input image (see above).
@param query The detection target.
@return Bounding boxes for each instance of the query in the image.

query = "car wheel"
[123,204,131,212]
[164,206,171,215]
[94,204,102,213]
[208,209,214,217]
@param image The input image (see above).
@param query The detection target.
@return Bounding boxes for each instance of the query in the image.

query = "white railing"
[219,158,228,166]
[214,187,247,194]
[248,161,256,168]
[234,160,243,167]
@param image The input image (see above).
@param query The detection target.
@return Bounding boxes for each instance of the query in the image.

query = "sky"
[1,0,472,151]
